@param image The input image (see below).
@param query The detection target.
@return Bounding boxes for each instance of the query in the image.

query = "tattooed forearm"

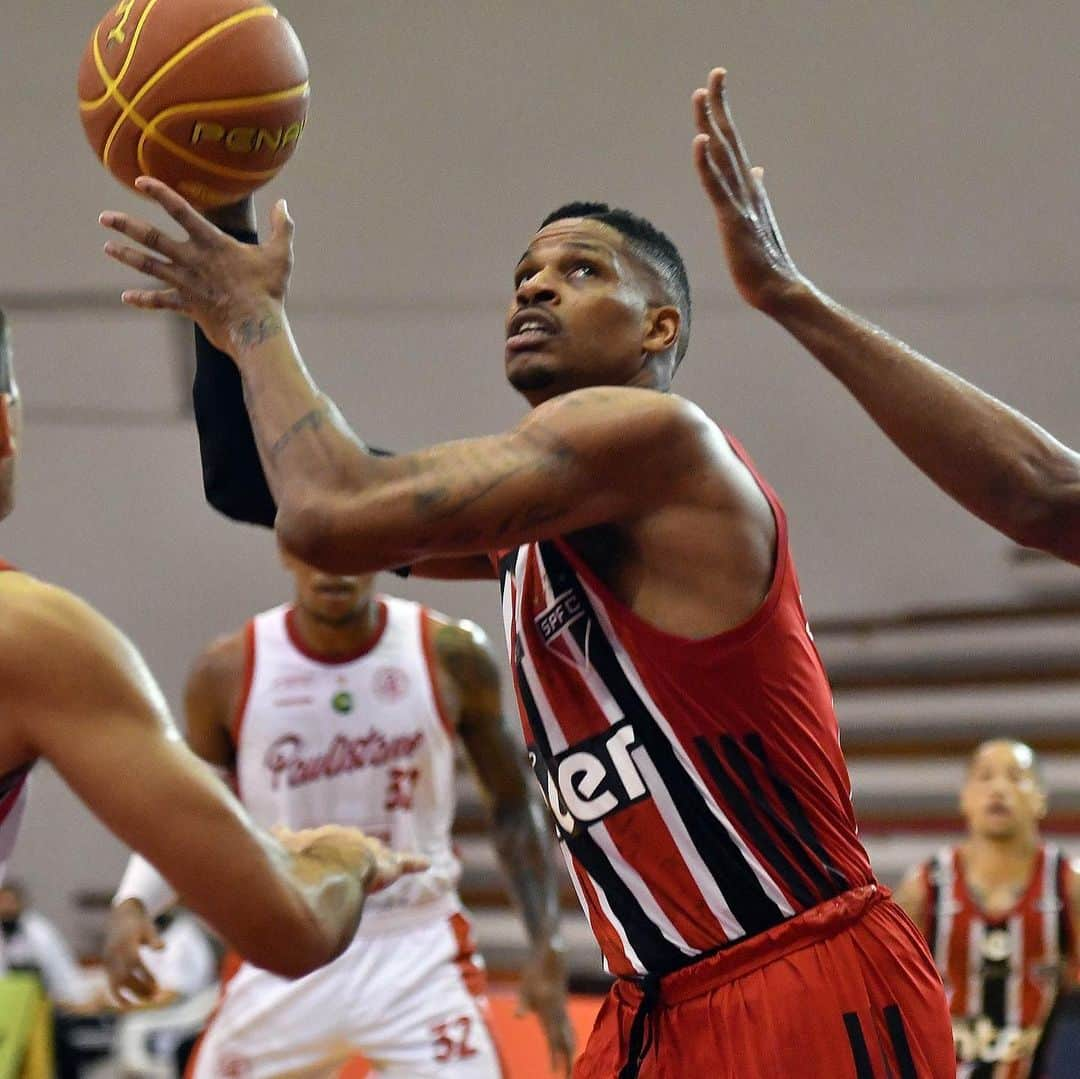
[271,405,328,459]
[411,425,577,538]
[230,313,283,354]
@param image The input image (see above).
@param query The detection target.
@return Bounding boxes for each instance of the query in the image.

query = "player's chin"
[505,349,564,395]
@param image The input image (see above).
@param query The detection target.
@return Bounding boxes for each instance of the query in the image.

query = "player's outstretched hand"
[103,897,166,1006]
[692,68,807,313]
[518,943,575,1076]
[99,176,294,356]
[276,824,430,894]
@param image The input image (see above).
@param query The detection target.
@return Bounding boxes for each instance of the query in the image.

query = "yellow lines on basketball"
[136,83,310,183]
[79,0,163,113]
[98,6,279,169]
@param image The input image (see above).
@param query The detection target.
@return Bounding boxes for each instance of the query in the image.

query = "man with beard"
[97,69,954,1077]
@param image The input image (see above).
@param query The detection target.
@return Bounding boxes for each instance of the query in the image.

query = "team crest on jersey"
[373,666,410,702]
[219,1055,253,1078]
[534,589,590,670]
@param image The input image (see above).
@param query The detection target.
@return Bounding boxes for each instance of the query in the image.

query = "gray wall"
[4,1,1079,937]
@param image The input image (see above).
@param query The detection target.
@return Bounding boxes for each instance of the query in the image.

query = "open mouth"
[507,309,560,351]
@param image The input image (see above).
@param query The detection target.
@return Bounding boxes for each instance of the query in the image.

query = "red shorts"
[574,885,954,1079]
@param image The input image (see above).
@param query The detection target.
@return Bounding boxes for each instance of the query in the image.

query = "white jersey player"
[106,554,573,1078]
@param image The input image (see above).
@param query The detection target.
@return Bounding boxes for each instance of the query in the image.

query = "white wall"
[4,0,1080,934]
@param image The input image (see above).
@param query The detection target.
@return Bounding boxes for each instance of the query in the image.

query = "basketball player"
[896,740,1079,1077]
[0,308,424,981]
[97,70,956,1077]
[104,552,573,1077]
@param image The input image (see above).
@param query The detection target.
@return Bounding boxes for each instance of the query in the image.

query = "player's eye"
[568,263,597,280]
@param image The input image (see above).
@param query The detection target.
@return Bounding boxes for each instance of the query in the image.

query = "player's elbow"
[1001,463,1080,564]
[276,496,340,571]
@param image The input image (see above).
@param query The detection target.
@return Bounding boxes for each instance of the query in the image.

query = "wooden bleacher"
[456,588,1080,982]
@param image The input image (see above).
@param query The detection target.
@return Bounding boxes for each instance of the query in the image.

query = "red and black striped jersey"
[494,435,875,977]
[920,844,1076,1079]
[0,557,32,883]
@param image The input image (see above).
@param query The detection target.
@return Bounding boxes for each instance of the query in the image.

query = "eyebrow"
[515,239,612,269]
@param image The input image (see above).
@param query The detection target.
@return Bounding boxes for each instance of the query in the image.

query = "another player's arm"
[431,616,574,1076]
[100,180,692,575]
[893,865,930,939]
[107,632,244,1001]
[692,67,1080,564]
[0,574,397,981]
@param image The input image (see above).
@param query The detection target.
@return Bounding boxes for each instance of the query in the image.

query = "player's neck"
[289,600,384,660]
[962,832,1039,885]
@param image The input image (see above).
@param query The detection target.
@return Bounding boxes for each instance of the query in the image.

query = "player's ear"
[641,305,680,358]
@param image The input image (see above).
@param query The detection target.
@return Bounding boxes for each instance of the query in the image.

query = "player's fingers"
[98,211,184,261]
[120,288,187,312]
[693,135,738,211]
[133,176,219,242]
[707,67,754,174]
[270,199,295,248]
[104,240,189,287]
[692,87,711,137]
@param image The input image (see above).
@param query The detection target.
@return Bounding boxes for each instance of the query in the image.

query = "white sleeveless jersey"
[234,598,461,921]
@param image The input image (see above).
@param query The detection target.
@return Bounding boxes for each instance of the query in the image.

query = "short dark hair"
[539,202,692,367]
[0,310,10,396]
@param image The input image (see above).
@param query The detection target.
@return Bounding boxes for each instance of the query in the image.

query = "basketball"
[78,0,310,209]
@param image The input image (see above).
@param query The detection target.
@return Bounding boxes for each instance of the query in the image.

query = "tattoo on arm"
[270,405,328,460]
[230,314,283,353]
[439,623,561,947]
[410,425,577,546]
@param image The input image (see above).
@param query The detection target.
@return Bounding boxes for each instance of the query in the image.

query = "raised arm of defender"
[692,66,1080,563]
[0,572,424,981]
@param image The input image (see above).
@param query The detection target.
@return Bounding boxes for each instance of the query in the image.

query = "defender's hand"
[103,898,165,1006]
[518,943,575,1077]
[99,177,293,356]
[276,824,430,893]
[692,68,806,313]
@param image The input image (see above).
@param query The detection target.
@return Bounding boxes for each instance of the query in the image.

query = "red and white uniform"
[497,437,874,977]
[496,436,954,1077]
[920,844,1076,1078]
[0,559,31,886]
[192,597,503,1079]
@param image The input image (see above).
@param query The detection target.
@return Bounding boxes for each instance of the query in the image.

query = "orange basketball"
[78,0,310,209]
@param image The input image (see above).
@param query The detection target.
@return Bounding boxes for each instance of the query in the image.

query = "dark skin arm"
[429,614,574,1076]
[97,182,773,642]
[692,66,1080,562]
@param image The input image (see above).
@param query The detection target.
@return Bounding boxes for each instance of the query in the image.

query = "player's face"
[506,219,676,404]
[290,560,376,625]
[960,742,1046,840]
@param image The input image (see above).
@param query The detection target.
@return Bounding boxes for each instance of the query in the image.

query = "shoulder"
[188,627,248,685]
[523,387,714,446]
[0,572,130,681]
[424,612,501,693]
[184,626,249,709]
